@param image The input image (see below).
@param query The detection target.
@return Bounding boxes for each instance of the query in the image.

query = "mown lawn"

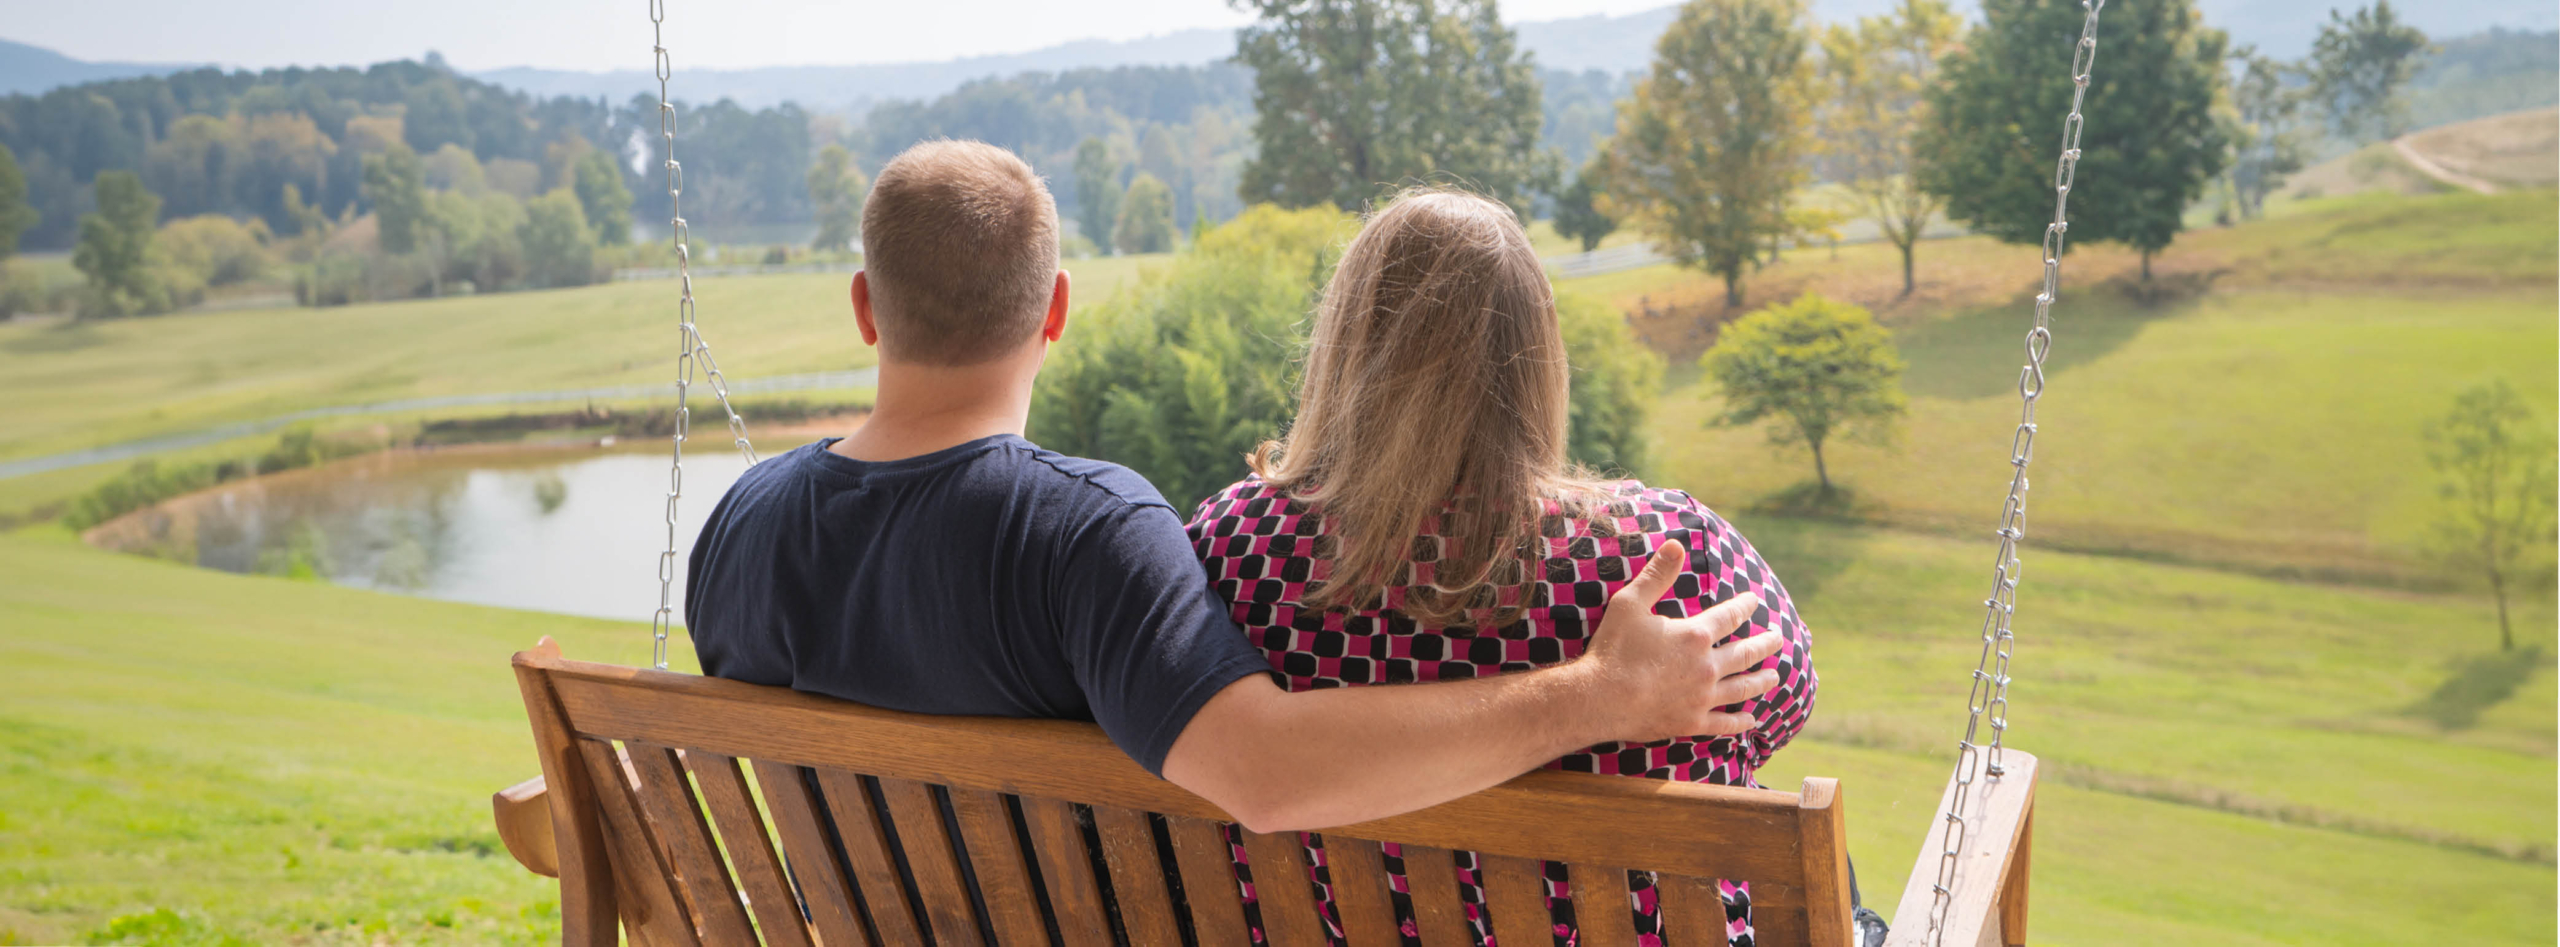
[0,252,1173,466]
[1582,190,2560,582]
[3,514,2549,944]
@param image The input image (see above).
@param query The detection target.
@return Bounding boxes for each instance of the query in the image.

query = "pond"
[90,445,764,623]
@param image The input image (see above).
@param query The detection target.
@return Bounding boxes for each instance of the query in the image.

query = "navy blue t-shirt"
[685,435,1272,776]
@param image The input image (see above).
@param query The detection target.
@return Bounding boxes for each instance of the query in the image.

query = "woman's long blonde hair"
[1253,188,1610,628]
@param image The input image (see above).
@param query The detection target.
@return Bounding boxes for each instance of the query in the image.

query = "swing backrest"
[509,641,1865,947]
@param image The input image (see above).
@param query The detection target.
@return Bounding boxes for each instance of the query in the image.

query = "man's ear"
[851,271,879,347]
[1042,269,1071,343]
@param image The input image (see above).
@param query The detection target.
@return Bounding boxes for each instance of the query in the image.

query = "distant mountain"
[471,28,1237,111]
[4,0,2549,106]
[0,37,199,96]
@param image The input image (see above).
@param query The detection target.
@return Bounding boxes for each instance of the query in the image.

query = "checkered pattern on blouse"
[1186,477,1818,947]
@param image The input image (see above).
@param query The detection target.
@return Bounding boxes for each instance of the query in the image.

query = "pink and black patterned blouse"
[1184,477,1818,947]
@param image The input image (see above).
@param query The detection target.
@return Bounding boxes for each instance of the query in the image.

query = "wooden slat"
[1655,873,1724,947]
[492,775,560,878]
[948,789,1049,946]
[1882,752,2040,947]
[1568,866,1638,947]
[1091,805,1185,946]
[539,659,1809,881]
[625,743,759,945]
[575,739,702,947]
[1477,854,1551,947]
[1319,836,1402,946]
[510,644,617,946]
[748,761,872,947]
[1400,845,1473,947]
[1165,817,1252,947]
[1750,895,1807,947]
[1797,778,1852,947]
[688,752,816,947]
[875,777,986,947]
[1019,798,1114,947]
[2000,805,2034,947]
[1239,830,1326,947]
[812,768,927,946]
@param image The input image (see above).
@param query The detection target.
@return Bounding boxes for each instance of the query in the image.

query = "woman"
[1184,189,1816,947]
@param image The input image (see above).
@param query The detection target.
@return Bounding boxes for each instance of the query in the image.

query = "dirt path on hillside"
[2392,137,2500,195]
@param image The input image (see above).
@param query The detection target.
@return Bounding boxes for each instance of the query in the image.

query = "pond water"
[97,446,761,623]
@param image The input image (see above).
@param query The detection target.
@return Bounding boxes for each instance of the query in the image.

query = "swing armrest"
[1883,750,2038,947]
[492,774,560,878]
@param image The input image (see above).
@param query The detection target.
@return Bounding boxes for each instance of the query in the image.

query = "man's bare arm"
[1159,541,1787,833]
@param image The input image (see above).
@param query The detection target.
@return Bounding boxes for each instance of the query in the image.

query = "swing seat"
[495,639,2037,946]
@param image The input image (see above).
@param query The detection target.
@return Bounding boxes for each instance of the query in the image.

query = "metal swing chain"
[1925,1,2104,943]
[650,0,759,671]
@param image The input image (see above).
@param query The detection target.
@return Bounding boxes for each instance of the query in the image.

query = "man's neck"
[831,354,1040,462]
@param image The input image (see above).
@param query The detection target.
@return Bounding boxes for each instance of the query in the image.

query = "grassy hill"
[1564,190,2558,583]
[0,189,2552,944]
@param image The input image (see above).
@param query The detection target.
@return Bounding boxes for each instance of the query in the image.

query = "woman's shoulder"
[1186,475,1305,527]
[1567,479,1729,533]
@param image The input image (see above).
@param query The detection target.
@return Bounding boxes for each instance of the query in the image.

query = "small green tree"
[73,171,166,316]
[1550,156,1617,252]
[363,144,432,254]
[1073,137,1123,253]
[1701,293,1905,494]
[1115,173,1179,255]
[1602,0,1818,307]
[2229,47,2312,220]
[573,150,634,246]
[0,142,35,260]
[520,189,597,289]
[1819,0,1963,296]
[805,143,867,253]
[1917,0,2228,280]
[2424,380,2557,652]
[2308,1,2430,142]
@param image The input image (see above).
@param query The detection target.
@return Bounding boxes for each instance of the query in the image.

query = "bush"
[64,428,374,531]
[1032,203,1663,506]
[520,189,597,289]
[1033,204,1350,507]
[157,215,274,288]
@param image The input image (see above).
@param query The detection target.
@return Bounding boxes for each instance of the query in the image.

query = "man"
[687,140,1784,833]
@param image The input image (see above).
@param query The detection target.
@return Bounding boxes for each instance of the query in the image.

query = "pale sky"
[3,0,1675,73]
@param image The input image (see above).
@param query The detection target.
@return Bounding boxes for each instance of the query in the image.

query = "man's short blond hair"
[860,140,1061,365]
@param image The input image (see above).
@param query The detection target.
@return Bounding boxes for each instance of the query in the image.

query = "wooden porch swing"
[490,2,2106,943]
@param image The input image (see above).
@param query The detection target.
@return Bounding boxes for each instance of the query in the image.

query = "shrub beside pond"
[63,428,376,531]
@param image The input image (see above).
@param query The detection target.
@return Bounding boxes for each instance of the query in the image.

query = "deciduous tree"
[1602,0,1817,306]
[520,189,596,289]
[572,149,634,246]
[1073,137,1123,253]
[1918,0,2228,281]
[0,143,35,260]
[804,144,866,252]
[72,171,166,316]
[363,144,432,254]
[1115,173,1179,254]
[2226,47,2310,221]
[1235,0,1557,213]
[1701,293,1904,494]
[2424,380,2556,651]
[1550,155,1617,252]
[1818,0,1962,295]
[2308,1,2429,142]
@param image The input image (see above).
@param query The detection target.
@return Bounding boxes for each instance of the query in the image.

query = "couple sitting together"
[686,140,1818,947]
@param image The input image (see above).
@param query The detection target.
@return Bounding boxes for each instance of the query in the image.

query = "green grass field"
[0,252,1174,467]
[0,191,2551,944]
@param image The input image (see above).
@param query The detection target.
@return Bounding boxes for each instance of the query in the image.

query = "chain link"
[648,0,758,671]
[1925,1,2103,943]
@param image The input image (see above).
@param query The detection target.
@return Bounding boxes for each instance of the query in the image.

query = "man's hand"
[1162,539,1793,832]
[1572,540,1786,744]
